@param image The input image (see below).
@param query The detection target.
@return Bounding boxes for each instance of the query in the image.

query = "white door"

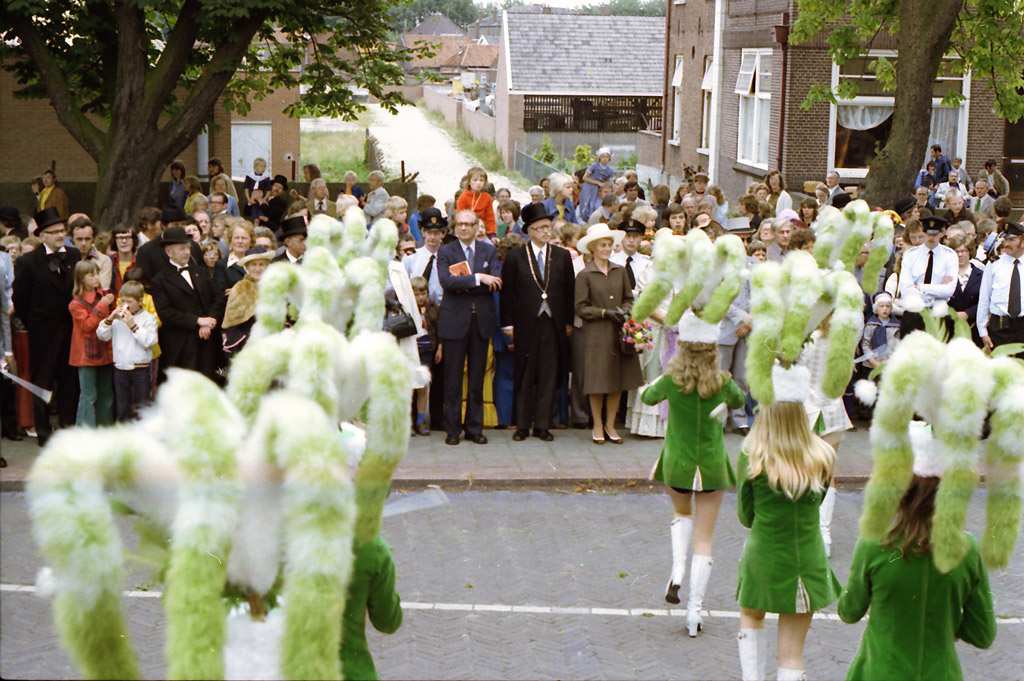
[231,122,272,179]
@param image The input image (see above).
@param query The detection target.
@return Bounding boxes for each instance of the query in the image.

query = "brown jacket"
[42,186,69,220]
[574,259,643,395]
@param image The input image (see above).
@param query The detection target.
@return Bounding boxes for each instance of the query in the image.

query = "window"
[672,56,685,143]
[830,54,970,176]
[523,95,662,132]
[736,49,772,168]
[699,56,714,150]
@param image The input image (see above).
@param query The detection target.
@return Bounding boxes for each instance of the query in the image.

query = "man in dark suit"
[150,226,225,382]
[134,204,205,282]
[11,208,81,446]
[499,203,575,442]
[437,210,502,445]
[272,215,308,265]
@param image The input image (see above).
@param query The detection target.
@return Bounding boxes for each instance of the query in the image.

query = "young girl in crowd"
[68,261,115,427]
[642,313,746,635]
[542,172,579,225]
[95,280,158,422]
[736,366,841,681]
[496,200,523,239]
[183,176,205,215]
[578,148,615,220]
[243,157,271,204]
[385,196,417,242]
[456,167,496,236]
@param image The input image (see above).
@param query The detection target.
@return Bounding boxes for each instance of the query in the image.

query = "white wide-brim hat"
[577,224,625,254]
[677,309,720,344]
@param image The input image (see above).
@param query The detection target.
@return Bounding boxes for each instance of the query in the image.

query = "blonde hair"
[119,280,145,301]
[210,172,238,199]
[631,204,658,227]
[548,172,573,198]
[72,260,101,296]
[667,342,723,399]
[384,195,408,219]
[467,166,488,183]
[742,401,835,500]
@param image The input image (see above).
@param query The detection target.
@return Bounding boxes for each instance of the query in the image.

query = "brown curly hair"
[666,341,724,399]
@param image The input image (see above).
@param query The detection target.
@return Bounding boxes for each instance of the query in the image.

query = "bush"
[537,136,557,164]
[574,144,595,168]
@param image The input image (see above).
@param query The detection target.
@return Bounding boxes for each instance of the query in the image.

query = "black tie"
[422,254,435,281]
[1010,259,1021,318]
[466,246,474,273]
[626,255,636,289]
[48,252,65,274]
[923,250,933,285]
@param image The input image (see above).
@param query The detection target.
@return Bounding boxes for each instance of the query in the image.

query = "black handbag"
[383,294,417,339]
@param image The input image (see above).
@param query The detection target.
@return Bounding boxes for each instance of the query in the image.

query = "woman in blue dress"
[577,148,614,222]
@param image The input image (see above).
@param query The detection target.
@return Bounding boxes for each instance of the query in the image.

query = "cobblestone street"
[2,488,1021,680]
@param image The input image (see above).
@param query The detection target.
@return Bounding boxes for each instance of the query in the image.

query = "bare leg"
[666,485,693,518]
[589,394,605,441]
[692,489,724,556]
[604,391,622,440]
[777,612,814,671]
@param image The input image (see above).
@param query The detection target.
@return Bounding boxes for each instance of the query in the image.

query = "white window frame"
[736,49,772,169]
[827,50,971,180]
[671,56,685,144]
[698,56,714,153]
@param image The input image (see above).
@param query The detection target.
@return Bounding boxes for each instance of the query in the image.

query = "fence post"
[513,141,518,174]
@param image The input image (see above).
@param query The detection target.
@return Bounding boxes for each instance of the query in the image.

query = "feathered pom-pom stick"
[835,200,873,273]
[861,211,894,294]
[983,358,1024,569]
[364,218,400,269]
[335,208,370,267]
[778,252,824,361]
[665,230,715,325]
[821,270,865,398]
[226,332,294,421]
[696,234,746,323]
[746,262,786,404]
[347,257,388,338]
[255,262,302,337]
[812,205,843,270]
[633,229,684,321]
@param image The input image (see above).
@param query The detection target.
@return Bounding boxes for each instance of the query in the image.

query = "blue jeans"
[113,366,152,422]
[76,365,114,427]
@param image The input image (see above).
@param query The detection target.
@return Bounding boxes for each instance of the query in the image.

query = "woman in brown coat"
[38,169,69,220]
[575,224,643,444]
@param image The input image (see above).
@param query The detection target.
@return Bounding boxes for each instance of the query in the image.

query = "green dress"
[641,374,746,490]
[340,535,404,681]
[735,450,842,613]
[839,534,996,681]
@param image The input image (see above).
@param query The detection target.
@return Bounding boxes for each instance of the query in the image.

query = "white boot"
[776,668,807,681]
[686,554,712,636]
[819,486,837,557]
[736,628,765,681]
[665,516,693,604]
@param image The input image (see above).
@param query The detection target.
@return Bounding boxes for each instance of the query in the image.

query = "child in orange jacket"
[68,260,115,426]
[455,167,496,236]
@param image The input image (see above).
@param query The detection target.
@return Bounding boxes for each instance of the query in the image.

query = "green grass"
[301,130,370,182]
[419,106,531,188]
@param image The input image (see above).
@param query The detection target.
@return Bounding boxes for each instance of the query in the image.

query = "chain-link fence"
[512,142,562,185]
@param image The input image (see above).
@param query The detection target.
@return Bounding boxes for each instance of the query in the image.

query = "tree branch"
[111,0,150,131]
[5,11,105,160]
[84,0,121,108]
[144,0,204,122]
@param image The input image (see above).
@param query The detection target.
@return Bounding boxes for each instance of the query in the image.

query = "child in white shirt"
[96,281,158,421]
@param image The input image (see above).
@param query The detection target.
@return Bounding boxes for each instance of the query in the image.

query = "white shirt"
[610,250,650,294]
[285,250,302,265]
[402,246,443,304]
[897,243,958,307]
[95,309,158,370]
[976,253,1024,337]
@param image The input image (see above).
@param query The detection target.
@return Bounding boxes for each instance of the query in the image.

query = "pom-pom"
[902,289,925,313]
[678,310,721,344]
[854,379,878,406]
[909,421,945,478]
[833,260,846,271]
[932,301,949,318]
[740,268,750,278]
[35,566,56,599]
[772,364,811,403]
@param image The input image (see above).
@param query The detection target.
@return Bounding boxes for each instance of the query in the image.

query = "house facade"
[637,0,1022,203]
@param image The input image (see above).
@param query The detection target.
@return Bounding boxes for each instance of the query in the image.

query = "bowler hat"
[161,204,188,225]
[280,215,308,239]
[622,219,646,235]
[161,225,191,245]
[0,206,20,224]
[920,215,948,234]
[272,175,289,189]
[520,203,556,231]
[420,207,448,231]
[32,207,65,235]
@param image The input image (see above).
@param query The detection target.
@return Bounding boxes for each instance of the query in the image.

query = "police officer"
[897,215,957,337]
[977,220,1024,352]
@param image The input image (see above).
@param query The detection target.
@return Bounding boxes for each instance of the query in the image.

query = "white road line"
[3,585,1020,625]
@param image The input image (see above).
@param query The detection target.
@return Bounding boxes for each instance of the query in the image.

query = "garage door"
[231,122,272,179]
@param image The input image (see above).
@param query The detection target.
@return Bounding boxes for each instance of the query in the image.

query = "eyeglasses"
[454,221,477,228]
[114,234,133,240]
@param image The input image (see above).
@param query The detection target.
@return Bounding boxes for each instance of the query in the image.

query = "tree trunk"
[92,130,177,231]
[860,0,964,209]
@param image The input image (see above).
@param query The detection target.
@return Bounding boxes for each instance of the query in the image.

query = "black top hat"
[520,203,556,231]
[280,215,308,239]
[161,204,188,225]
[161,225,191,245]
[622,219,646,235]
[272,175,289,189]
[920,215,948,234]
[32,207,65,235]
[0,205,20,224]
[419,207,448,231]
[893,196,915,216]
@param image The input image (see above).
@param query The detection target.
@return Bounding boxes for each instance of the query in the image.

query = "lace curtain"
[837,104,894,131]
[924,106,960,166]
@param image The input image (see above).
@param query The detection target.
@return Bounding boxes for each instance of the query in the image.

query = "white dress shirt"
[403,246,443,304]
[897,243,958,307]
[610,249,650,295]
[976,253,1024,337]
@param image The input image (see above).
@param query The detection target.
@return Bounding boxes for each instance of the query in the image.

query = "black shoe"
[3,430,23,441]
[467,433,488,445]
[512,429,529,441]
[37,432,50,448]
[445,435,460,446]
[533,429,553,442]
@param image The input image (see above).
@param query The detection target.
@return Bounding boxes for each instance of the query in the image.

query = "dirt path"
[368,104,530,207]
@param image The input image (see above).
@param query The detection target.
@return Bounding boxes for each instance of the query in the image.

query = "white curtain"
[837,104,894,131]
[925,106,960,166]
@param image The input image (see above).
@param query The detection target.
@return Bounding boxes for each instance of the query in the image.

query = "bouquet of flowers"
[621,317,655,354]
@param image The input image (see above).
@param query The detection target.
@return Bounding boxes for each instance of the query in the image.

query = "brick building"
[637,0,1024,204]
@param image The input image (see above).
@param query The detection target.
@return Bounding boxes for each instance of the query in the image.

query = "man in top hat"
[263,175,291,232]
[897,215,958,337]
[0,206,28,239]
[499,203,575,442]
[977,220,1024,352]
[610,219,651,297]
[11,207,81,446]
[134,204,205,281]
[273,215,308,265]
[149,225,225,381]
[436,209,502,445]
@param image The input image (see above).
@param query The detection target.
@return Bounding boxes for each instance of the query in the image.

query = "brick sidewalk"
[0,422,877,491]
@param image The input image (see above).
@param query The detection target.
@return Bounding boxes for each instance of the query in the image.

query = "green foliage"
[302,131,372,182]
[791,0,1024,122]
[577,0,666,16]
[574,144,595,167]
[537,136,557,164]
[620,151,639,169]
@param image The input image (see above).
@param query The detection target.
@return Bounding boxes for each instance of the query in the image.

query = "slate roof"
[504,13,665,95]
[409,13,467,36]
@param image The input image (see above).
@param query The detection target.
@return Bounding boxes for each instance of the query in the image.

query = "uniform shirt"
[609,250,650,295]
[976,253,1024,337]
[402,246,443,305]
[897,243,958,308]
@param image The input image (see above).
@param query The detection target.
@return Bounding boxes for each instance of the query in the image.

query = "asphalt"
[0,420,878,492]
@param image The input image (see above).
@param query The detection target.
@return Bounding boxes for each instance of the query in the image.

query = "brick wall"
[965,78,1005,177]
[422,86,461,126]
[462,106,497,144]
[781,46,832,191]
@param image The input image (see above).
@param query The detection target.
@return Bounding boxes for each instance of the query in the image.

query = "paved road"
[2,489,1021,680]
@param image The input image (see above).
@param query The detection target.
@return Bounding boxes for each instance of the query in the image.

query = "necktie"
[1010,259,1021,318]
[626,255,636,289]
[923,250,933,285]
[466,246,474,273]
[318,201,324,212]
[422,254,435,281]
[537,247,545,277]
[48,252,64,274]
